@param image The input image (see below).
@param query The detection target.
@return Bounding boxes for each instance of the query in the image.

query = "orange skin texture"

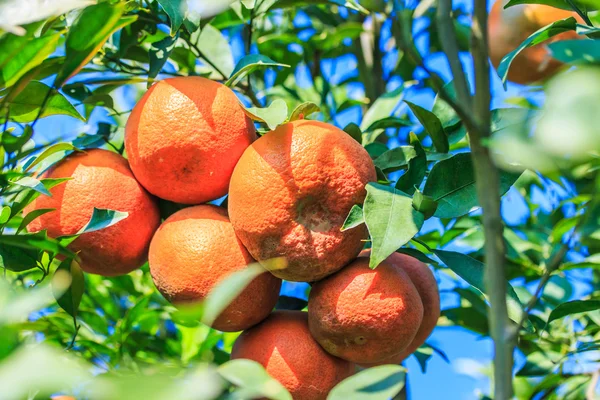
[489,0,581,85]
[25,149,160,276]
[231,311,354,400]
[148,205,281,332]
[359,251,440,367]
[125,76,257,204]
[228,120,376,282]
[308,254,425,364]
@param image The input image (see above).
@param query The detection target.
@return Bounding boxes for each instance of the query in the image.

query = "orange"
[489,0,581,85]
[231,311,354,399]
[125,77,256,204]
[228,120,376,282]
[148,205,281,332]
[307,252,425,364]
[359,251,440,367]
[25,149,160,276]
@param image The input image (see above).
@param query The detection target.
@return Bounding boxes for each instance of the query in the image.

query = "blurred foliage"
[1,0,600,399]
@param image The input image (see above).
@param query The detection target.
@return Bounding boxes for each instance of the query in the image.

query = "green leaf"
[9,177,71,219]
[412,189,438,219]
[341,204,365,231]
[289,102,321,121]
[405,101,449,153]
[364,183,425,269]
[12,176,51,196]
[0,32,61,88]
[365,142,389,159]
[423,153,520,218]
[395,133,427,195]
[497,17,577,85]
[55,3,137,87]
[0,231,75,258]
[363,117,413,133]
[432,80,462,130]
[0,244,38,272]
[5,81,83,123]
[548,39,600,65]
[218,359,292,400]
[434,249,524,323]
[547,300,600,325]
[396,247,438,265]
[197,24,235,78]
[343,123,362,144]
[52,258,85,320]
[504,0,596,12]
[0,206,10,225]
[374,146,417,172]
[157,0,186,33]
[360,86,405,142]
[202,262,276,327]
[413,345,433,373]
[149,33,179,79]
[2,125,33,153]
[24,143,78,172]
[243,99,288,130]
[77,208,129,235]
[17,208,55,234]
[226,54,290,87]
[328,365,406,400]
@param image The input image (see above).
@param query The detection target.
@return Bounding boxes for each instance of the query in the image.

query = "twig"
[66,321,81,350]
[469,0,514,398]
[436,0,472,107]
[565,0,593,26]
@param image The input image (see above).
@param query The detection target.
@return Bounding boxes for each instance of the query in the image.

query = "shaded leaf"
[547,300,600,325]
[219,359,292,400]
[328,365,406,400]
[374,146,416,172]
[395,133,426,195]
[52,258,85,319]
[12,176,51,196]
[275,295,308,311]
[149,33,179,79]
[341,204,364,231]
[412,189,438,220]
[17,208,55,234]
[405,101,448,153]
[549,39,600,65]
[343,123,362,144]
[197,24,235,77]
[360,86,405,141]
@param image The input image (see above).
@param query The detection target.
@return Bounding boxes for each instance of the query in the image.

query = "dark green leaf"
[547,300,600,325]
[343,123,362,144]
[157,0,186,33]
[2,125,33,153]
[149,34,179,80]
[423,153,520,218]
[55,3,137,87]
[364,183,425,269]
[226,54,290,87]
[396,247,438,265]
[365,143,389,159]
[5,81,83,123]
[374,146,417,172]
[218,359,292,400]
[0,231,75,258]
[243,99,288,130]
[329,365,406,400]
[413,345,433,373]
[275,295,308,311]
[52,258,85,319]
[396,133,427,195]
[289,102,320,121]
[17,208,54,234]
[341,204,365,231]
[0,244,38,272]
[497,17,577,85]
[405,101,448,153]
[77,208,129,235]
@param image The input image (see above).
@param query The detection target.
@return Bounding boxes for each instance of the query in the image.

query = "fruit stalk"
[469,0,514,398]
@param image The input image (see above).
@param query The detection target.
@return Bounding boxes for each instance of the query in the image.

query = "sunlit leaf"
[218,359,292,400]
[77,208,129,234]
[328,365,406,400]
[226,54,290,87]
[243,99,288,130]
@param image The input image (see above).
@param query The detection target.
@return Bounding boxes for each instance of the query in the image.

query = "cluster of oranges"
[26,76,440,398]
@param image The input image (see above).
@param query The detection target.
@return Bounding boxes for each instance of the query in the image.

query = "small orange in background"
[25,149,160,276]
[148,205,281,332]
[231,311,355,400]
[489,0,581,85]
[125,76,256,204]
[359,251,440,367]
[228,120,376,282]
[308,253,425,364]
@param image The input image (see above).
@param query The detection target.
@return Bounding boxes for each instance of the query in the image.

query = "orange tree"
[1,0,600,399]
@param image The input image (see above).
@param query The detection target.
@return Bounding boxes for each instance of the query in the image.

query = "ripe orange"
[308,253,425,364]
[125,76,256,204]
[148,205,281,332]
[359,251,440,367]
[489,0,581,85]
[228,120,376,282]
[25,149,160,276]
[231,311,354,399]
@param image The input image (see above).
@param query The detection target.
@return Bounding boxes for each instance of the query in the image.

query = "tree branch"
[436,0,471,107]
[469,0,514,398]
